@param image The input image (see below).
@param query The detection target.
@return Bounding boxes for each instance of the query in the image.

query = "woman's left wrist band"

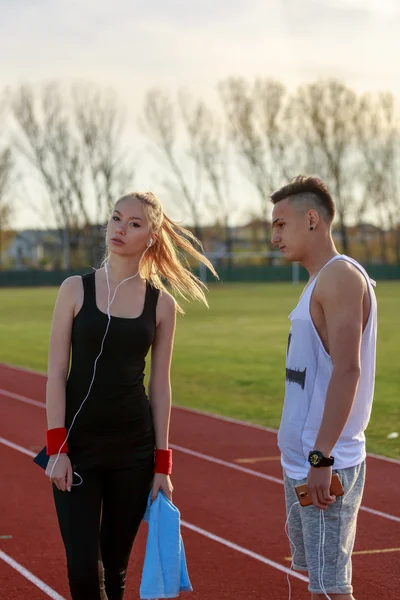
[46,428,69,456]
[154,449,172,475]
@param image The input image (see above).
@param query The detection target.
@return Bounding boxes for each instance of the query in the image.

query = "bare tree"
[294,80,359,254]
[141,88,205,242]
[71,84,135,263]
[183,98,236,261]
[219,77,294,225]
[0,148,13,269]
[12,83,83,268]
[143,89,239,258]
[355,91,400,264]
[12,82,133,268]
[0,93,15,268]
[253,78,296,186]
[72,84,134,222]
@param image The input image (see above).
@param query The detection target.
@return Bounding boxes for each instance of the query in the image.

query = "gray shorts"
[283,461,365,595]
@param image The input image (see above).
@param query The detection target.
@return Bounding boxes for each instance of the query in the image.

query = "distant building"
[1,219,397,270]
[1,229,62,269]
[200,218,271,254]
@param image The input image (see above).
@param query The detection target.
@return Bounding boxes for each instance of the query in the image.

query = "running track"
[0,363,399,599]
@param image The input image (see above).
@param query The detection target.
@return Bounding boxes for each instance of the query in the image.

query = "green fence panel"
[0,269,88,287]
[0,264,399,287]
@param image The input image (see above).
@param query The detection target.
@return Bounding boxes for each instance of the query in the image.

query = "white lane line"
[1,379,399,466]
[0,437,36,457]
[1,392,400,523]
[170,443,284,485]
[0,550,66,600]
[170,444,400,524]
[174,406,400,466]
[4,434,398,526]
[175,404,279,433]
[181,521,309,583]
[0,389,45,408]
[359,506,400,524]
[0,437,306,585]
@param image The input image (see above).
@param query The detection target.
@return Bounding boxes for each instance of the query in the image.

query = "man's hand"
[152,473,173,502]
[307,466,336,510]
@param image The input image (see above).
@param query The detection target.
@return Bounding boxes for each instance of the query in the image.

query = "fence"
[0,263,399,287]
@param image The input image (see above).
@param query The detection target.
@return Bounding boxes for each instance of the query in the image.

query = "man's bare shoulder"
[316,259,366,300]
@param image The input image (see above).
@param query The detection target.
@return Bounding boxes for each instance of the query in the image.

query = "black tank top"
[65,271,159,468]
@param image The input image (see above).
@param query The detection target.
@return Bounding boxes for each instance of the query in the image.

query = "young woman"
[44,192,217,600]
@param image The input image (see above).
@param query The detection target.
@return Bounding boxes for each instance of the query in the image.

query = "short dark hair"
[271,175,335,222]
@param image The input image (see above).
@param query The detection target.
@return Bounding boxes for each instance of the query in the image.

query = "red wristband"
[46,428,69,456]
[154,449,172,475]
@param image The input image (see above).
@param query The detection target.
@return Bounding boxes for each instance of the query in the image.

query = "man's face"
[271,198,308,262]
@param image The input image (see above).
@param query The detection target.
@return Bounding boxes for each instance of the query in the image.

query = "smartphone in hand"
[295,473,344,507]
[33,446,49,470]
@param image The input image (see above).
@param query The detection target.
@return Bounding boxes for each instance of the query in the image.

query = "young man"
[271,176,377,600]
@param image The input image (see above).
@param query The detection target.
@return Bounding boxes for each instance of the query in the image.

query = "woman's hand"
[45,454,73,492]
[152,473,173,502]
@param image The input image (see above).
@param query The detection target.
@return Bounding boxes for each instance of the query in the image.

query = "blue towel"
[140,491,193,599]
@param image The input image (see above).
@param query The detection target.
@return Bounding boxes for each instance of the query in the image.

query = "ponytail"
[116,193,218,313]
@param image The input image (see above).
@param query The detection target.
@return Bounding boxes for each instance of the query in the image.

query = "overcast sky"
[2,0,400,228]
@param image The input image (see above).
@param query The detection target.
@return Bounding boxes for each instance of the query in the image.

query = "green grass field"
[0,282,399,458]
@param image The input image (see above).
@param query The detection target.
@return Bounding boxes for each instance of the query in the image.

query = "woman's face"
[106,196,152,256]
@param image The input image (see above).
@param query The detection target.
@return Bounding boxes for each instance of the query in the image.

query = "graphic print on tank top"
[286,331,307,390]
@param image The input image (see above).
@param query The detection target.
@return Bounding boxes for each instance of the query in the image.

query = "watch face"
[309,452,320,466]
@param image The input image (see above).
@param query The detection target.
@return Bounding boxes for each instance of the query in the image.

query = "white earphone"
[147,238,153,247]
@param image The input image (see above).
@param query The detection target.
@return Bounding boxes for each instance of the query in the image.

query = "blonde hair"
[112,192,218,313]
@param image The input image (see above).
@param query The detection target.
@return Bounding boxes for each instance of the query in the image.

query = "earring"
[309,226,314,231]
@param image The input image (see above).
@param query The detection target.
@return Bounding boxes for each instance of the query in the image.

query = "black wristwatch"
[308,450,334,468]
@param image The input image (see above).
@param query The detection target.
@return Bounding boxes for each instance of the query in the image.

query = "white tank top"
[278,255,377,479]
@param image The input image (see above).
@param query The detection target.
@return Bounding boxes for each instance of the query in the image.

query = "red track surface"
[1,363,399,599]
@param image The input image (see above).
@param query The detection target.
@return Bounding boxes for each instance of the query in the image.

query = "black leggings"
[53,453,153,600]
